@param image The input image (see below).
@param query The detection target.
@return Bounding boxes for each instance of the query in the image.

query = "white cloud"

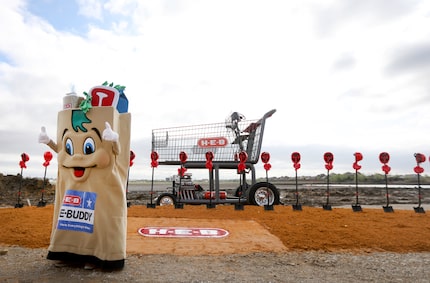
[1,0,430,179]
[105,0,139,16]
[77,0,103,20]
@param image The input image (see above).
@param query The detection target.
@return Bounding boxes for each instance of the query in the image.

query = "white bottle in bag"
[63,92,79,109]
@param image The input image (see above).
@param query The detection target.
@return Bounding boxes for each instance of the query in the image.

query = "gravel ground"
[1,247,430,282]
[2,178,430,282]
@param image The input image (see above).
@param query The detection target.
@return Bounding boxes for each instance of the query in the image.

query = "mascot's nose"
[71,153,85,160]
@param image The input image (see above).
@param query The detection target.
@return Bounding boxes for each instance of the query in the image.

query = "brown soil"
[1,204,429,253]
[1,204,430,282]
[1,174,430,282]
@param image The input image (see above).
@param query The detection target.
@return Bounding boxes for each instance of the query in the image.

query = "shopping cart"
[152,109,279,206]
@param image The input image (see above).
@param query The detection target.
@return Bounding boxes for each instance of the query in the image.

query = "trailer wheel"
[247,182,280,206]
[156,193,176,206]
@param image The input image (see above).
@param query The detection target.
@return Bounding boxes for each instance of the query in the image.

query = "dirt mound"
[0,174,55,207]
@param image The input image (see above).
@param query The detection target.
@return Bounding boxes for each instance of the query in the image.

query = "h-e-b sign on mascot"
[39,82,131,270]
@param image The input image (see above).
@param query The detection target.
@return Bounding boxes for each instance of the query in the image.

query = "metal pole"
[235,170,245,210]
[150,167,155,205]
[417,173,422,208]
[209,169,213,207]
[266,170,269,205]
[239,172,243,204]
[295,169,299,205]
[16,168,23,208]
[175,164,184,209]
[178,167,182,203]
[241,172,245,202]
[38,166,48,207]
[42,166,47,202]
[385,173,389,207]
[355,170,359,205]
[326,169,330,206]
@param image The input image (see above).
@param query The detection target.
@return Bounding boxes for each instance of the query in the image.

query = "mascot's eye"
[65,138,74,155]
[83,137,95,155]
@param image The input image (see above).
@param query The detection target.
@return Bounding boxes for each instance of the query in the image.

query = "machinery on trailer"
[153,109,279,206]
[155,173,231,206]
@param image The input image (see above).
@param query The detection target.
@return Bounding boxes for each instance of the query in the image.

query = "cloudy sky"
[1,0,430,180]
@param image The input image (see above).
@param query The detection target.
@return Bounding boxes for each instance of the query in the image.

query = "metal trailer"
[152,109,279,206]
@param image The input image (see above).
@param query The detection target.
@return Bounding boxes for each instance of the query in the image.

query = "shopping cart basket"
[152,109,276,166]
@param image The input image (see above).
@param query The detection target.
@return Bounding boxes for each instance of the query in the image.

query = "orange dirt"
[1,205,429,255]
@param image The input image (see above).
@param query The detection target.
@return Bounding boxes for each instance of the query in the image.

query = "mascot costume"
[39,82,131,270]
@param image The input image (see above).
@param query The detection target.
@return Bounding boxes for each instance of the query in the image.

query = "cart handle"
[263,109,276,119]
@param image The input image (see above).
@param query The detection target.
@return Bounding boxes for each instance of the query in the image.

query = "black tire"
[156,193,176,206]
[246,182,280,206]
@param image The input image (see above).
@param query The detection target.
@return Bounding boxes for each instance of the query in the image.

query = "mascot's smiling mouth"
[62,165,96,178]
[74,167,86,178]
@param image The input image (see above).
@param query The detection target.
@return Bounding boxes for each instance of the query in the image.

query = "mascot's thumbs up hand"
[102,122,119,142]
[39,126,50,144]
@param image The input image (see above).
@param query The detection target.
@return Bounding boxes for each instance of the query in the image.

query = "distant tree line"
[262,172,430,184]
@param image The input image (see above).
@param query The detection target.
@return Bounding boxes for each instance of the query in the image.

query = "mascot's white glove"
[102,122,119,142]
[38,126,50,144]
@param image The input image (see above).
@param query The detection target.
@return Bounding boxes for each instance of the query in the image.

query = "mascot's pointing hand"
[103,122,120,155]
[102,122,119,142]
[39,126,50,144]
[39,126,58,153]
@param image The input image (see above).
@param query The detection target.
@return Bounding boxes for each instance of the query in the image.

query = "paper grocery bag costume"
[40,83,131,269]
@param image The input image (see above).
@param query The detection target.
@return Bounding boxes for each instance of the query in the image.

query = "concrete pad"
[127,217,288,256]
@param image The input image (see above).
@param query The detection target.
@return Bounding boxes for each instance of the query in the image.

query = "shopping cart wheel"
[156,193,176,206]
[247,182,280,206]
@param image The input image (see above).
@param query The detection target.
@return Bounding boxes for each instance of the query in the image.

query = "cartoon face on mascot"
[39,84,131,270]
